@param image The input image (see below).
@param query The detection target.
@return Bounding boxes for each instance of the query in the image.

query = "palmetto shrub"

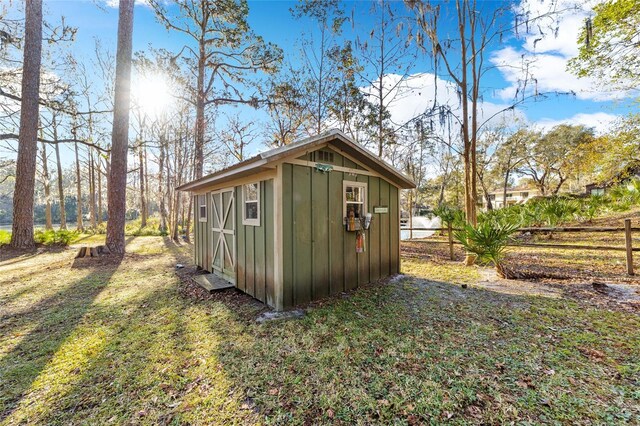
[609,177,640,207]
[579,194,607,222]
[432,204,465,229]
[538,197,580,227]
[454,220,520,278]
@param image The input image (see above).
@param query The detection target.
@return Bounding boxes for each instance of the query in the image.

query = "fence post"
[625,219,634,276]
[448,222,454,260]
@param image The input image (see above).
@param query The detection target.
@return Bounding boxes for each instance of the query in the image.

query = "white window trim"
[243,182,260,226]
[343,181,367,223]
[198,195,207,222]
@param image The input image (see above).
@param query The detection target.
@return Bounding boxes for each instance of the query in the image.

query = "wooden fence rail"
[401,218,636,275]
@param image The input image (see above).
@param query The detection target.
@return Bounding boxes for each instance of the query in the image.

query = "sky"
[2,0,637,166]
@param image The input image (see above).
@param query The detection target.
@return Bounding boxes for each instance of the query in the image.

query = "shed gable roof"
[177,129,416,191]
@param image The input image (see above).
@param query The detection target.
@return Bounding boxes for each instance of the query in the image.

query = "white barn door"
[211,188,236,284]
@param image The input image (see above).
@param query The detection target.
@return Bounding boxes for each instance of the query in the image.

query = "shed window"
[521,192,529,198]
[243,183,260,226]
[343,181,367,222]
[198,195,207,222]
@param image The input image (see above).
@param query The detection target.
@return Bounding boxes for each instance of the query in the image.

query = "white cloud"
[366,72,524,133]
[103,0,150,8]
[532,112,619,134]
[492,0,634,102]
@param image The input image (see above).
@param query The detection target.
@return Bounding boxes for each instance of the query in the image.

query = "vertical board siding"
[193,195,199,267]
[379,179,391,278]
[292,165,313,304]
[389,186,400,274]
[233,180,275,304]
[280,149,403,310]
[254,181,267,302]
[206,192,212,271]
[368,178,381,282]
[311,169,330,300]
[282,164,294,308]
[328,167,345,295]
[235,186,246,292]
[265,180,275,307]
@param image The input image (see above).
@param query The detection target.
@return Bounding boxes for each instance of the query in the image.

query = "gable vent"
[315,150,334,163]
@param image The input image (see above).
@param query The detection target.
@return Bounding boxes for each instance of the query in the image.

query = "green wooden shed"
[177,130,415,310]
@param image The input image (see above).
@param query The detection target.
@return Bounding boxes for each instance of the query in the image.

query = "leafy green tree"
[585,114,640,183]
[518,125,595,195]
[568,0,640,91]
[491,127,528,204]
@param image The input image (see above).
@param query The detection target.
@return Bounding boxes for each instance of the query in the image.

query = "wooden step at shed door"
[211,187,236,284]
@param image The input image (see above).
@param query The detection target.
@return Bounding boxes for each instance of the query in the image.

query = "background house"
[479,187,542,210]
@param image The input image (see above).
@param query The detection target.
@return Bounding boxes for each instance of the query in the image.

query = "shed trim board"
[180,131,415,310]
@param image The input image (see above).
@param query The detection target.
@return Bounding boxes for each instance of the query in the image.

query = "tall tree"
[292,0,346,135]
[217,115,258,163]
[40,140,52,230]
[51,113,66,229]
[407,0,497,229]
[73,139,83,231]
[264,67,310,146]
[10,0,42,249]
[151,0,282,178]
[356,0,415,157]
[518,124,595,195]
[491,127,527,205]
[105,0,135,254]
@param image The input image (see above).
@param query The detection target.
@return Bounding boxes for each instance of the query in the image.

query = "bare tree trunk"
[53,114,66,230]
[89,150,96,228]
[194,36,206,179]
[106,0,135,254]
[502,170,510,209]
[74,141,84,231]
[139,144,147,227]
[10,0,42,249]
[158,134,168,233]
[144,146,150,220]
[185,195,192,243]
[97,156,103,224]
[41,141,52,230]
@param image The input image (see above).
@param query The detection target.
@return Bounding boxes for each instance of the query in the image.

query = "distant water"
[400,216,441,240]
[0,223,78,232]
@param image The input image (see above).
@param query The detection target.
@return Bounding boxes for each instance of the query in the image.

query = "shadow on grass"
[0,255,123,421]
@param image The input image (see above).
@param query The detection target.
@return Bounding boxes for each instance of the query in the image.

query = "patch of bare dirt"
[474,268,640,314]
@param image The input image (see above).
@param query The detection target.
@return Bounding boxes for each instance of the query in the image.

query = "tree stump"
[75,245,111,258]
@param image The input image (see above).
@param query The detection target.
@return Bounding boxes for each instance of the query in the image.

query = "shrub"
[539,197,579,227]
[454,220,520,278]
[34,229,79,246]
[609,177,640,207]
[432,204,465,229]
[0,230,10,246]
[579,195,606,222]
[124,216,168,236]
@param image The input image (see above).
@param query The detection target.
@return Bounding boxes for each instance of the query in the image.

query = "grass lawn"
[1,236,639,424]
